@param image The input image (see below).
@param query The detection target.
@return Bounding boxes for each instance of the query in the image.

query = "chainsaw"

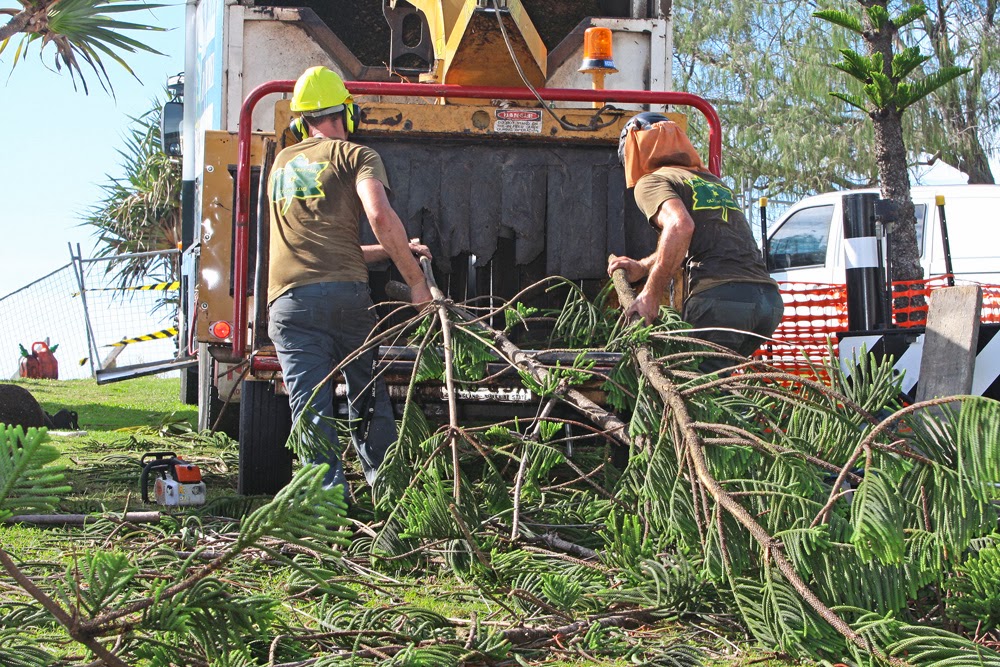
[140,451,206,506]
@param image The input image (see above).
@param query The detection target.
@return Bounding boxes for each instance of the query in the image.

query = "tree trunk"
[926,3,996,185]
[0,11,31,43]
[871,107,923,284]
[863,0,923,285]
[946,115,996,184]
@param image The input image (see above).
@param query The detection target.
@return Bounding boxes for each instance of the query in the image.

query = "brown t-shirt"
[267,137,389,303]
[633,166,776,296]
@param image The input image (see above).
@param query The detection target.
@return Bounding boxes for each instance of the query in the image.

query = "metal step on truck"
[168,0,723,494]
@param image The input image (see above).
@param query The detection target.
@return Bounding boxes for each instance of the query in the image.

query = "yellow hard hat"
[290,66,359,132]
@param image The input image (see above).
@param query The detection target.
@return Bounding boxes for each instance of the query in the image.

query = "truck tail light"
[210,320,233,339]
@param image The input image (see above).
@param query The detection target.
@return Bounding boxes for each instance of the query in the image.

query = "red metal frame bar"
[234,80,723,357]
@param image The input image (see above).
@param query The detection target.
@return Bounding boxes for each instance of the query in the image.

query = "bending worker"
[267,66,432,493]
[608,112,783,374]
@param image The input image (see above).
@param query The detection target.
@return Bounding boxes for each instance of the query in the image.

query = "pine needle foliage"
[5,282,1000,664]
[0,425,71,522]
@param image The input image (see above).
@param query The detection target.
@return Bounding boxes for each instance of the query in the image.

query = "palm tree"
[817,1,970,286]
[85,100,181,310]
[0,0,164,95]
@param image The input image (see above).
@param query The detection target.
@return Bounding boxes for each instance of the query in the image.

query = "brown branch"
[419,257,462,502]
[441,299,631,448]
[610,269,909,667]
[695,422,863,483]
[4,511,161,526]
[0,9,31,42]
[501,608,658,645]
[0,547,129,667]
[512,398,558,539]
[811,395,974,527]
[448,503,491,569]
[521,532,600,562]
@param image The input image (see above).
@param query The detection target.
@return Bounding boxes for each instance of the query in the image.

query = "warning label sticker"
[494,108,543,134]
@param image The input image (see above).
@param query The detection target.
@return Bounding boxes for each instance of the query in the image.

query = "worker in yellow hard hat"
[608,112,782,374]
[267,66,432,498]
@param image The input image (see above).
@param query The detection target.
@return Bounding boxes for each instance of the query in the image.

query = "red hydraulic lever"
[233,81,723,357]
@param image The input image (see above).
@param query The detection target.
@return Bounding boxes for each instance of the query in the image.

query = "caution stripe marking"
[108,327,179,347]
[74,282,180,297]
[131,281,180,291]
[839,325,1000,399]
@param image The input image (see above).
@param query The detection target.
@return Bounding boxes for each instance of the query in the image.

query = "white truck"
[766,184,1000,285]
[764,184,1000,404]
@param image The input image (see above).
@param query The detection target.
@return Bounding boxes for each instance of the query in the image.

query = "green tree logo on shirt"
[687,175,740,222]
[271,153,329,215]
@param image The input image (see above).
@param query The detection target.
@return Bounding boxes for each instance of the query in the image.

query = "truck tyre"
[180,366,199,405]
[238,379,293,495]
[208,384,241,440]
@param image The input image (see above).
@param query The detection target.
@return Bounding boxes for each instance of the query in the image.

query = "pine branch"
[811,394,976,527]
[0,547,128,667]
[77,465,346,637]
[610,268,910,667]
[419,257,462,503]
[512,398,558,539]
[432,290,631,448]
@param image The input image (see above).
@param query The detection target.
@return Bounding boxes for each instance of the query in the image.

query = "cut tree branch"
[610,268,910,667]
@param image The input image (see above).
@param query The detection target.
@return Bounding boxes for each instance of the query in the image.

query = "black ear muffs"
[346,101,359,133]
[289,117,307,142]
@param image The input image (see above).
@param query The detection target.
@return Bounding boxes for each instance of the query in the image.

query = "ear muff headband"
[295,102,359,136]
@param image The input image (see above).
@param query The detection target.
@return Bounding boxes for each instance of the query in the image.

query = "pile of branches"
[2,273,1000,666]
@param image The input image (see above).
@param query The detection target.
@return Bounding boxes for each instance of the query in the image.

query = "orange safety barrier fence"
[755,276,1000,379]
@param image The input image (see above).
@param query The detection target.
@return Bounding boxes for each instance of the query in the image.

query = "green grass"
[14,376,196,432]
[6,377,236,513]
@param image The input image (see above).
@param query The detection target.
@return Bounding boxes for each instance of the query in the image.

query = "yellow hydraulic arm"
[392,0,547,88]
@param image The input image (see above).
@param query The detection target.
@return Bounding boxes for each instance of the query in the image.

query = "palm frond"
[5,0,166,95]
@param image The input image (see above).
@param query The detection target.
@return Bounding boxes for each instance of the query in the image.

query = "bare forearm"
[356,178,428,288]
[361,245,389,264]
[642,200,694,300]
[645,237,685,297]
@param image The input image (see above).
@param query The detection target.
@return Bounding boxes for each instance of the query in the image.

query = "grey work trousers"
[268,281,396,490]
[683,281,784,374]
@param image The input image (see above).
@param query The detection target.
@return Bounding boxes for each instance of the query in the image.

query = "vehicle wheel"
[180,365,199,405]
[208,384,241,440]
[238,379,293,495]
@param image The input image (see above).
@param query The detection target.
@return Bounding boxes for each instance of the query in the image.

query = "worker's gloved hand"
[607,254,648,284]
[409,281,433,307]
[626,287,660,326]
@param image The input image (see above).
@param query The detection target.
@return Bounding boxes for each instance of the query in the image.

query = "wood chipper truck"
[173,0,722,494]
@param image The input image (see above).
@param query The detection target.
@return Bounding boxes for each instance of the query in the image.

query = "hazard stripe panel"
[109,327,179,347]
[838,324,1000,401]
[74,282,180,296]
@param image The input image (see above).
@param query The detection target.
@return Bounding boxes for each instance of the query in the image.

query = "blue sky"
[0,3,185,299]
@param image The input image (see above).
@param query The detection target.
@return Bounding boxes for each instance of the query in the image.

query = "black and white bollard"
[842,193,890,331]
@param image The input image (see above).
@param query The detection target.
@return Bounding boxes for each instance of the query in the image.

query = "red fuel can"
[19,342,59,379]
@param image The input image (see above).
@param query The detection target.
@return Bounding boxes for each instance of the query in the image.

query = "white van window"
[913,203,926,251]
[767,204,834,270]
